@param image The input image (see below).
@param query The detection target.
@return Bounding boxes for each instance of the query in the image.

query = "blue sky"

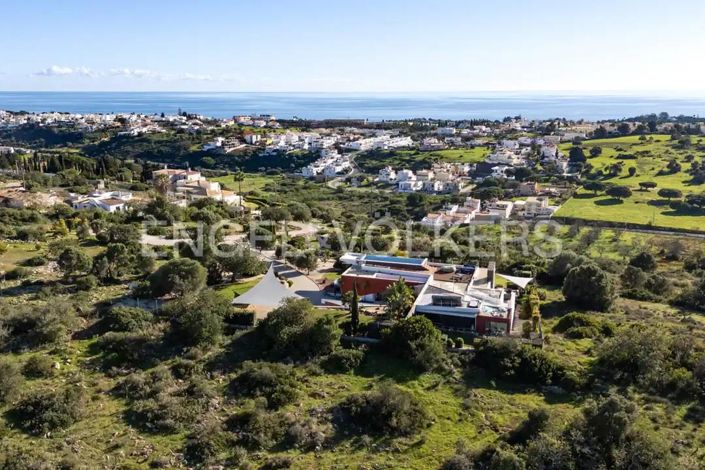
[1,0,704,93]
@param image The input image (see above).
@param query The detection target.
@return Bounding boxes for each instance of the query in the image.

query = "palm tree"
[233,171,245,211]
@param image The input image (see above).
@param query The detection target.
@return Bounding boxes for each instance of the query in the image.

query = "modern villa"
[338,253,519,335]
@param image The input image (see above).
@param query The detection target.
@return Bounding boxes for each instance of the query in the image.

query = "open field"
[357,147,489,172]
[556,135,705,230]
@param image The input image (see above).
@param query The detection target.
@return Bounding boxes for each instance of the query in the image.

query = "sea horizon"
[1,90,704,121]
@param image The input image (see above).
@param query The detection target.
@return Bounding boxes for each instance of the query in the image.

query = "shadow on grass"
[354,350,424,383]
[647,199,670,207]
[594,198,624,206]
[573,193,600,199]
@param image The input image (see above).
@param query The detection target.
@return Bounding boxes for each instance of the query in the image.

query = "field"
[210,172,282,193]
[357,147,489,172]
[556,135,705,230]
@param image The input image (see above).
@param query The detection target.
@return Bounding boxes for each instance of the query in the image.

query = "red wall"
[475,315,510,335]
[340,275,424,297]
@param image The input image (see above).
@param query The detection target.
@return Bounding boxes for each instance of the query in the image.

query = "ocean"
[0,91,704,121]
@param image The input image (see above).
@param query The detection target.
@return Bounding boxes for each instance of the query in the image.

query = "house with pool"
[338,253,521,335]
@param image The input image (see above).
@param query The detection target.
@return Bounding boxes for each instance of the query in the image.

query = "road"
[326,151,362,189]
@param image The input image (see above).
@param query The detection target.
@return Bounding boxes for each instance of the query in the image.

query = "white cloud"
[34,65,97,77]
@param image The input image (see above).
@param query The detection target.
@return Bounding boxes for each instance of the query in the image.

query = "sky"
[1,0,705,93]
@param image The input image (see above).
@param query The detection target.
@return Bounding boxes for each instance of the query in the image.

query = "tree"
[385,316,446,371]
[92,243,131,280]
[547,250,587,282]
[568,146,586,163]
[164,289,230,347]
[582,181,605,196]
[57,246,92,278]
[589,146,603,157]
[148,258,207,298]
[617,122,632,135]
[219,247,265,282]
[562,263,616,311]
[232,171,245,211]
[629,251,657,272]
[605,185,632,200]
[638,181,657,191]
[473,186,504,201]
[627,166,637,177]
[350,283,360,336]
[257,298,340,359]
[76,220,92,240]
[52,219,69,237]
[657,188,682,200]
[384,278,415,320]
[153,173,170,195]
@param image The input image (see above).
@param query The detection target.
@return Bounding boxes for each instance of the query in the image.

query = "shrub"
[23,255,47,267]
[0,302,78,351]
[23,355,56,378]
[163,289,230,347]
[104,306,153,332]
[474,337,578,389]
[338,383,429,437]
[257,298,340,359]
[5,266,31,280]
[96,330,161,368]
[74,274,99,291]
[128,394,195,433]
[552,313,615,338]
[322,349,364,373]
[228,407,286,449]
[230,361,299,409]
[147,258,206,298]
[284,415,331,450]
[454,337,465,348]
[12,386,86,435]
[183,416,228,466]
[0,360,22,404]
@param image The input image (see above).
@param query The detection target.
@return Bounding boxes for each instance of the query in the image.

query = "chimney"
[487,261,496,289]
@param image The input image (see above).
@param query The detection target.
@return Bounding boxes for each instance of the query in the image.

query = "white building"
[378,166,397,183]
[71,190,133,213]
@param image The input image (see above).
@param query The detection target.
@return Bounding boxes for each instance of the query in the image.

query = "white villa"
[71,189,133,213]
[152,168,241,206]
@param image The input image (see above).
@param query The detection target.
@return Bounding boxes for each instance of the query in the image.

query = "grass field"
[556,134,705,230]
[215,276,263,300]
[210,173,282,193]
[357,147,489,172]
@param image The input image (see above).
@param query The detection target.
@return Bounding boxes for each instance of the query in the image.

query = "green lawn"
[0,242,42,272]
[215,276,263,300]
[556,134,705,230]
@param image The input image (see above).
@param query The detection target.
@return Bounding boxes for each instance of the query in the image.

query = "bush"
[454,337,465,348]
[474,337,579,389]
[163,289,230,347]
[257,298,340,360]
[0,302,78,351]
[128,394,195,434]
[23,255,47,267]
[322,349,364,373]
[104,306,153,332]
[5,266,31,280]
[96,330,161,368]
[147,258,206,298]
[338,383,429,437]
[0,360,22,404]
[183,416,228,466]
[11,386,86,435]
[552,313,615,338]
[230,361,299,409]
[228,407,286,450]
[23,355,56,378]
[75,274,99,291]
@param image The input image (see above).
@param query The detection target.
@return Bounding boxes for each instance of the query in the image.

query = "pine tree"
[350,283,360,336]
